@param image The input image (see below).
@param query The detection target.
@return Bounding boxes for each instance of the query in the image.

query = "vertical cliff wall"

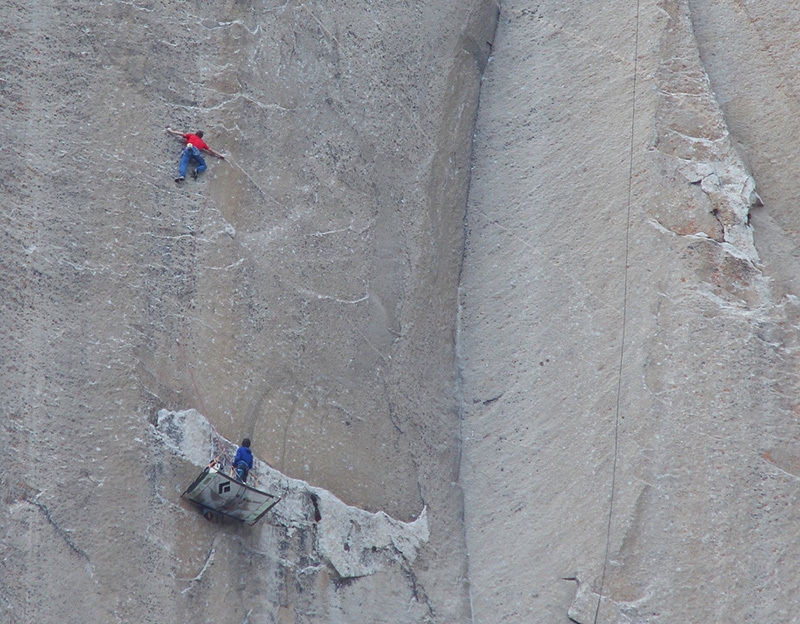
[1,1,496,622]
[9,0,799,622]
[461,1,800,622]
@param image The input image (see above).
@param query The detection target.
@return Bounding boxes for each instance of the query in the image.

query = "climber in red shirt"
[167,127,225,183]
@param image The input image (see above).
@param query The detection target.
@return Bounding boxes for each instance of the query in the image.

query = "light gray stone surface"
[1,1,495,622]
[8,0,800,622]
[460,1,800,622]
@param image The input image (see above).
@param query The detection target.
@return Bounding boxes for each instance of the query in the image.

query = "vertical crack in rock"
[652,0,762,265]
[153,409,429,579]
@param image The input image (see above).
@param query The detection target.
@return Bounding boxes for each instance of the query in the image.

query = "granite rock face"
[460,1,800,622]
[6,0,800,622]
[1,1,495,622]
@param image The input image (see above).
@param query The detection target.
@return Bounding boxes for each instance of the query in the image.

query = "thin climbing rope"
[594,1,641,622]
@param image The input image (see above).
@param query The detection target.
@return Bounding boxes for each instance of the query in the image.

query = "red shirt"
[184,133,209,151]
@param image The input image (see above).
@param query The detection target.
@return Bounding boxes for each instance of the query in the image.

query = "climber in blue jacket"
[233,438,254,483]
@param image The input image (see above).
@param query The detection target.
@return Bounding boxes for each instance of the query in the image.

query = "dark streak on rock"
[482,393,503,406]
[28,498,91,564]
[402,563,436,618]
[309,492,322,522]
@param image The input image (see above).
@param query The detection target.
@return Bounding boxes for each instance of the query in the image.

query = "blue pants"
[235,461,249,483]
[179,146,207,177]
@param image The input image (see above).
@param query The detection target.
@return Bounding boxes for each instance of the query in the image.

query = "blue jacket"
[233,446,253,469]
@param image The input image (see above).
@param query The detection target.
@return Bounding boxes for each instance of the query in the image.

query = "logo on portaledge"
[219,481,231,494]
